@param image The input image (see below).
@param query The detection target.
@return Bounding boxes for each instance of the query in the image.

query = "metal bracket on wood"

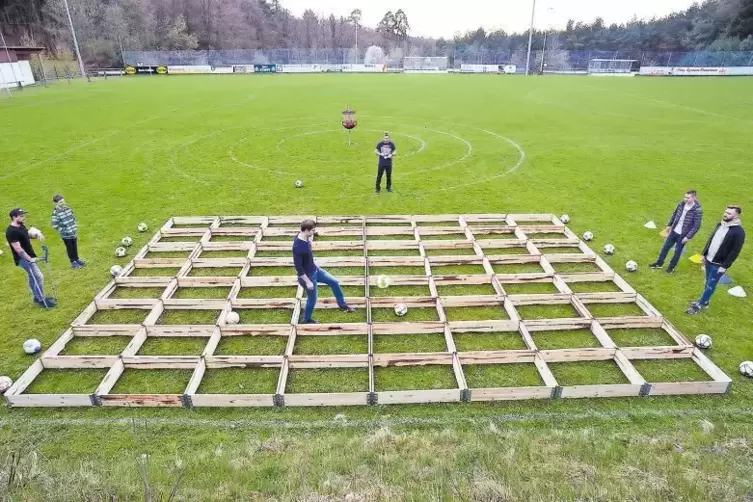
[639,383,652,397]
[90,394,102,406]
[367,392,378,406]
[551,386,563,399]
[460,389,471,402]
[181,394,194,409]
[273,394,285,407]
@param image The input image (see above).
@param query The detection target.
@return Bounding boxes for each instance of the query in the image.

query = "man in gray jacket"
[649,190,703,273]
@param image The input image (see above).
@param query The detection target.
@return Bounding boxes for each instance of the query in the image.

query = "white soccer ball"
[625,260,638,272]
[582,231,594,241]
[295,180,304,188]
[0,376,13,393]
[603,244,615,255]
[694,334,712,349]
[560,214,570,224]
[115,246,127,258]
[110,265,123,277]
[226,311,240,325]
[28,226,42,239]
[394,303,408,317]
[121,236,133,247]
[23,338,41,355]
[376,275,391,289]
[739,361,753,378]
[137,222,148,232]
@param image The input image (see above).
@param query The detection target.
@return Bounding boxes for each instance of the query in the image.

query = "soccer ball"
[376,275,391,289]
[694,334,712,349]
[226,311,240,325]
[603,244,615,255]
[28,226,42,239]
[23,339,42,355]
[137,222,148,232]
[739,361,753,377]
[560,214,570,224]
[582,231,594,241]
[110,265,123,277]
[115,246,127,257]
[394,303,408,317]
[625,260,638,272]
[295,180,304,188]
[0,376,12,393]
[121,236,133,247]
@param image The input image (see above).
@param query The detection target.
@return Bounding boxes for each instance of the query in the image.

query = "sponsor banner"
[342,64,386,73]
[253,64,277,73]
[503,64,517,74]
[167,65,233,74]
[124,65,168,75]
[460,64,503,73]
[640,66,753,76]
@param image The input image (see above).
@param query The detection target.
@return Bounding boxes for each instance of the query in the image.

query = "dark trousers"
[63,237,79,263]
[376,165,392,191]
[655,231,685,270]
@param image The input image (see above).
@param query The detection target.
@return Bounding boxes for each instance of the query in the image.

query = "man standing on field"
[686,205,745,315]
[293,219,356,324]
[51,194,86,269]
[649,190,703,274]
[5,208,56,308]
[375,132,396,193]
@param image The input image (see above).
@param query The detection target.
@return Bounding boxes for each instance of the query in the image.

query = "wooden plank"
[533,353,558,388]
[230,298,298,309]
[371,322,444,335]
[635,294,663,317]
[3,359,43,397]
[144,326,215,337]
[184,358,206,395]
[619,346,694,359]
[660,319,693,349]
[203,327,222,357]
[121,356,201,369]
[507,293,572,305]
[71,302,98,326]
[377,389,460,405]
[288,355,369,368]
[470,387,552,401]
[692,349,732,384]
[590,321,616,348]
[173,216,217,225]
[41,329,74,358]
[94,359,124,396]
[560,384,641,399]
[161,299,228,309]
[430,295,503,308]
[99,394,184,407]
[191,394,276,407]
[6,394,94,407]
[614,351,647,385]
[596,317,663,329]
[205,356,284,369]
[41,355,118,369]
[176,276,237,287]
[557,272,614,282]
[648,381,730,396]
[433,275,493,286]
[276,358,289,395]
[575,292,637,303]
[523,318,593,331]
[448,320,520,333]
[284,392,369,407]
[95,299,160,310]
[295,323,370,336]
[134,258,190,268]
[220,324,293,336]
[372,353,453,367]
[72,325,143,337]
[539,348,616,363]
[457,350,535,364]
[114,276,172,287]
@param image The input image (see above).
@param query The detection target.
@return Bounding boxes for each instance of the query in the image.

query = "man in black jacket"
[687,205,745,315]
[649,190,702,273]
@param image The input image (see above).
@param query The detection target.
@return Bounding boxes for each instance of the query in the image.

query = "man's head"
[9,208,27,224]
[300,219,317,238]
[683,190,697,205]
[53,194,65,206]
[383,132,390,142]
[722,205,742,222]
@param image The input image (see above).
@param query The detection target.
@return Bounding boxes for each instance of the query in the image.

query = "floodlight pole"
[525,0,537,75]
[62,0,88,81]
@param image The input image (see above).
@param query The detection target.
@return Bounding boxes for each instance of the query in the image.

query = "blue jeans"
[655,231,685,270]
[699,263,723,306]
[299,268,347,322]
[18,259,45,302]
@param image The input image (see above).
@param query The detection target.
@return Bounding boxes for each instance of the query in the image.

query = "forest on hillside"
[0,0,752,66]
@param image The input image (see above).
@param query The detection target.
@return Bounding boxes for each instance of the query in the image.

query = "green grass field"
[1,74,753,500]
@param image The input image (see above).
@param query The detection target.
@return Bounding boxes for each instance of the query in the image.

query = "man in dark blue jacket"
[293,219,355,324]
[649,190,703,273]
[687,205,745,314]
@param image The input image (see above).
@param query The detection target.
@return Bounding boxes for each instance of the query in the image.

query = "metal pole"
[540,31,547,74]
[62,0,88,81]
[37,53,48,87]
[525,0,537,75]
[355,24,358,63]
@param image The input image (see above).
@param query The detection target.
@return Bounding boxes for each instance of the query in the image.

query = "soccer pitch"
[1,75,753,499]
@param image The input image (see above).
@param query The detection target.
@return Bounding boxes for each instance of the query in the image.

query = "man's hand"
[28,257,38,263]
[304,279,314,291]
[682,237,689,244]
[718,267,727,276]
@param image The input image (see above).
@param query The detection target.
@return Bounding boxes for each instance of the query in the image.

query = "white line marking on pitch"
[0,406,745,430]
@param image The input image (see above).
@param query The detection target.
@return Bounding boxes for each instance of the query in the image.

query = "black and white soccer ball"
[137,222,148,232]
[603,244,615,255]
[694,334,712,349]
[625,260,638,272]
[739,361,753,378]
[394,303,408,317]
[582,231,594,241]
[23,338,41,355]
[121,236,133,247]
[295,180,304,188]
[110,265,123,277]
[115,246,127,258]
[560,214,570,224]
[0,376,13,393]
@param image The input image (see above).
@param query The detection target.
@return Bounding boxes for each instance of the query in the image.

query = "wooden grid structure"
[4,214,731,408]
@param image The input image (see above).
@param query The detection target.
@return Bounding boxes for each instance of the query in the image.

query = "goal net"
[403,57,449,73]
[588,59,640,76]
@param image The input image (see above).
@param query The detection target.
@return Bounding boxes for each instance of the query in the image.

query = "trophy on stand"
[342,105,357,145]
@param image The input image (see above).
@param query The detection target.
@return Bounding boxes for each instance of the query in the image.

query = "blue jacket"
[667,201,702,239]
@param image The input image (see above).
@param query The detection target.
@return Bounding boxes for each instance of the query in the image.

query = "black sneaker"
[375,190,380,194]
[648,262,663,269]
[685,302,702,315]
[665,267,675,274]
[301,319,319,324]
[339,305,356,313]
[387,188,393,193]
